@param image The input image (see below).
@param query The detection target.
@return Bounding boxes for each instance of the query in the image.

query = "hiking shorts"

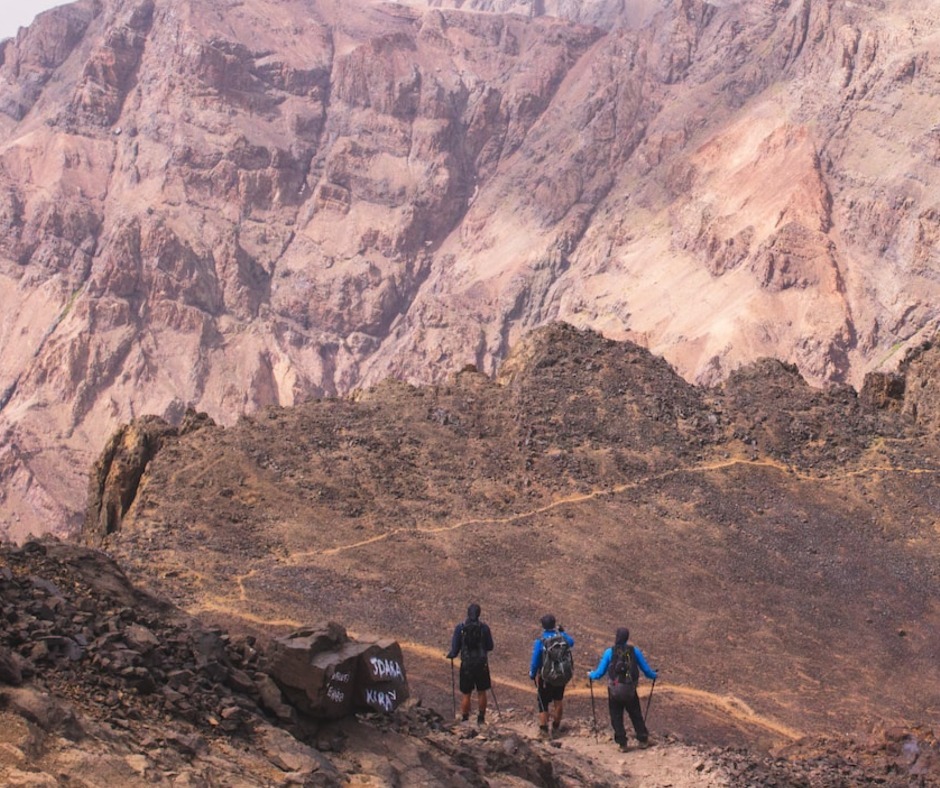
[459,662,491,694]
[537,680,565,708]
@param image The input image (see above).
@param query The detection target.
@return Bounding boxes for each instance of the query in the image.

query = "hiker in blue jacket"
[529,613,574,736]
[588,627,657,750]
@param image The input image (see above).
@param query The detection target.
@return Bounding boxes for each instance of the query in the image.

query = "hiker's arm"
[445,624,462,659]
[635,647,657,680]
[564,632,574,647]
[588,648,611,681]
[483,624,494,653]
[529,639,542,679]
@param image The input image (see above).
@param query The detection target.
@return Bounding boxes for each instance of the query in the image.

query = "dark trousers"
[608,689,648,744]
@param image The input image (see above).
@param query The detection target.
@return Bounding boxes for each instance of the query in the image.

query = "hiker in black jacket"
[446,603,494,724]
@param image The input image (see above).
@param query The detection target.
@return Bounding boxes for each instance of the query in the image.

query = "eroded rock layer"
[2,0,940,537]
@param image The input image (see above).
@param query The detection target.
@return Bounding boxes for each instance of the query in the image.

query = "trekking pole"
[450,658,456,719]
[489,679,502,717]
[588,678,599,742]
[644,676,657,724]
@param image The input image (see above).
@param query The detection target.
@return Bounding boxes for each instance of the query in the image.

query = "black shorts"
[537,680,565,708]
[459,662,491,694]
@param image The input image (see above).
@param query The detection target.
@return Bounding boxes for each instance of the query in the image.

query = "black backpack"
[460,620,487,668]
[540,632,574,687]
[607,644,638,701]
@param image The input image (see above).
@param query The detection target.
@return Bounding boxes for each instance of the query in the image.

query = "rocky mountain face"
[81,325,940,782]
[1,326,939,784]
[2,0,940,539]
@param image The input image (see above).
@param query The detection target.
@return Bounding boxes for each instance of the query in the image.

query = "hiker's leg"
[458,667,474,719]
[477,666,490,716]
[624,690,649,742]
[537,683,550,730]
[552,699,564,726]
[608,694,627,745]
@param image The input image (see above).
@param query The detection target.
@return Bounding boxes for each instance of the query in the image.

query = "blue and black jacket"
[588,645,657,682]
[529,629,575,679]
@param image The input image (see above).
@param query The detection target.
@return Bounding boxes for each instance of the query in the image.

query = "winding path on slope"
[179,453,940,743]
[189,595,803,740]
[276,456,940,562]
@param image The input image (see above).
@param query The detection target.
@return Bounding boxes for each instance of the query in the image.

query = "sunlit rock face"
[2,0,940,538]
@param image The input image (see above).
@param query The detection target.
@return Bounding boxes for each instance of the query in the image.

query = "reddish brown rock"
[267,625,410,719]
[3,1,940,541]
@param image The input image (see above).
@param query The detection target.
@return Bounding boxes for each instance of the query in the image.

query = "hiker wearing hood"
[588,627,657,750]
[446,603,494,724]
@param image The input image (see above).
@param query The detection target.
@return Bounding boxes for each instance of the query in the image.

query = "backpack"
[460,620,487,668]
[607,644,638,702]
[540,633,574,687]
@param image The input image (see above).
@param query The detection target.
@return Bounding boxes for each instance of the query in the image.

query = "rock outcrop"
[3,0,940,541]
[83,409,214,543]
[0,537,341,785]
[268,624,409,718]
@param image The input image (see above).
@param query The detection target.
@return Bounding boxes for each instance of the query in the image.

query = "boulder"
[356,640,409,714]
[268,625,409,719]
[0,646,25,685]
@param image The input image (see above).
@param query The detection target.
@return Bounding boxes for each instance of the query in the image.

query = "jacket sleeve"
[564,632,575,648]
[588,648,612,681]
[483,623,494,653]
[446,624,462,659]
[529,638,542,679]
[634,647,657,680]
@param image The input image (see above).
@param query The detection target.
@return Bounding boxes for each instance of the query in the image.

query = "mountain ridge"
[85,324,940,752]
[3,0,940,539]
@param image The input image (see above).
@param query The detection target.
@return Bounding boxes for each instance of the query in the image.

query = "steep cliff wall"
[1,0,940,537]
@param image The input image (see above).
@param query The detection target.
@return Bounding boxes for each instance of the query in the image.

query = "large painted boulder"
[268,624,409,719]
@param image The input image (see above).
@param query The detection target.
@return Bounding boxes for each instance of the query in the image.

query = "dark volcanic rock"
[0,535,606,786]
[86,324,940,763]
[267,624,410,719]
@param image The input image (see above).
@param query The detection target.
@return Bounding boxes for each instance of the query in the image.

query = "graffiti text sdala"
[369,657,404,681]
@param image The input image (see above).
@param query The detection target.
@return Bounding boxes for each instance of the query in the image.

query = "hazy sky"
[0,2,66,42]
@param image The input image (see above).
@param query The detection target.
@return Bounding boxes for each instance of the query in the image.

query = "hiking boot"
[538,724,549,739]
[618,741,630,752]
[476,713,485,725]
[460,714,469,722]
[552,721,561,732]
[637,738,652,749]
